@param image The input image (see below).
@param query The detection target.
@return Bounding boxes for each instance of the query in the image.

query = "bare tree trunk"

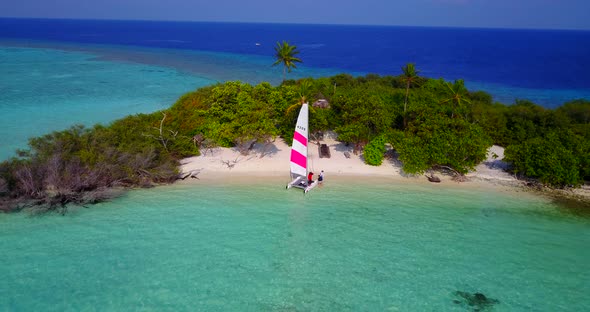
[0,178,8,195]
[45,153,63,192]
[142,113,178,152]
[283,66,286,82]
[15,165,41,197]
[404,82,410,128]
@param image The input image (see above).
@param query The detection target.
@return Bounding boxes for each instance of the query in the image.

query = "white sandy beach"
[177,135,590,203]
[179,134,519,189]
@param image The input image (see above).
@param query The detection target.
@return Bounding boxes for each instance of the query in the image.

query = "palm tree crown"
[441,79,471,118]
[272,41,302,81]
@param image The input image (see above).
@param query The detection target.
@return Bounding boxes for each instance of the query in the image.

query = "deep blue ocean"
[1,18,590,106]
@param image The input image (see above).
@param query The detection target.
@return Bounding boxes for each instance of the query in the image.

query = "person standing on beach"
[318,170,324,183]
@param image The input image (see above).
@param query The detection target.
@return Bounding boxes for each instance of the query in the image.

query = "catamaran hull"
[286,176,318,193]
[304,181,318,193]
[286,176,303,189]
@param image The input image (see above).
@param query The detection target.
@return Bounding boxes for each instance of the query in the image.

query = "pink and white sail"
[290,103,308,179]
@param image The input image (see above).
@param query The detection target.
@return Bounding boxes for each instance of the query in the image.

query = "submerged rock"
[453,291,499,311]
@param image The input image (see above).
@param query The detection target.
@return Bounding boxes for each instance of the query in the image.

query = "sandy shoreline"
[179,136,517,187]
[177,137,590,204]
[180,137,413,181]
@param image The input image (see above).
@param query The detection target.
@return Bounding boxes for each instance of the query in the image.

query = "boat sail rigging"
[286,102,318,193]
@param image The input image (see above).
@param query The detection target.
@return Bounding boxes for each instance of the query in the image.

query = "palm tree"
[401,63,419,127]
[285,79,312,116]
[441,79,471,118]
[272,41,302,82]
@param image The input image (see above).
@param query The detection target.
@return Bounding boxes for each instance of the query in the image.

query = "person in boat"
[307,172,314,185]
[318,170,324,183]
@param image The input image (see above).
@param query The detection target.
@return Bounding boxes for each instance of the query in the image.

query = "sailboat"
[286,102,318,193]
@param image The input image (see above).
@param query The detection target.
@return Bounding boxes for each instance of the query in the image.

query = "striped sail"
[290,103,308,179]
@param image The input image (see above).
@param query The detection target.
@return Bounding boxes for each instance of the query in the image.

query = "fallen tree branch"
[221,157,240,170]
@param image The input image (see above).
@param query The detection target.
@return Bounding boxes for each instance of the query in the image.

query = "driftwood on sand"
[178,169,202,180]
[428,166,469,183]
[426,173,441,183]
[221,157,241,170]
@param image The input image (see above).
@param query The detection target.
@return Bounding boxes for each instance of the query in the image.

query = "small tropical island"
[0,42,588,213]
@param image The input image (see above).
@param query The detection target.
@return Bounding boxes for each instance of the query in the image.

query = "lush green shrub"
[505,131,582,187]
[394,116,491,175]
[363,135,387,166]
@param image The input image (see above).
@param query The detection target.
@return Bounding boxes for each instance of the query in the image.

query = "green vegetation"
[272,41,302,81]
[401,63,419,127]
[1,66,589,212]
[363,135,387,166]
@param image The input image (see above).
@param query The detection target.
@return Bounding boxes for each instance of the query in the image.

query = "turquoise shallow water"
[2,181,589,311]
[0,45,213,160]
[0,42,345,161]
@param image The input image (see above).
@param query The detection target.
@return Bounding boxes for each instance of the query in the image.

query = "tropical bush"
[363,135,387,166]
[505,131,581,187]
